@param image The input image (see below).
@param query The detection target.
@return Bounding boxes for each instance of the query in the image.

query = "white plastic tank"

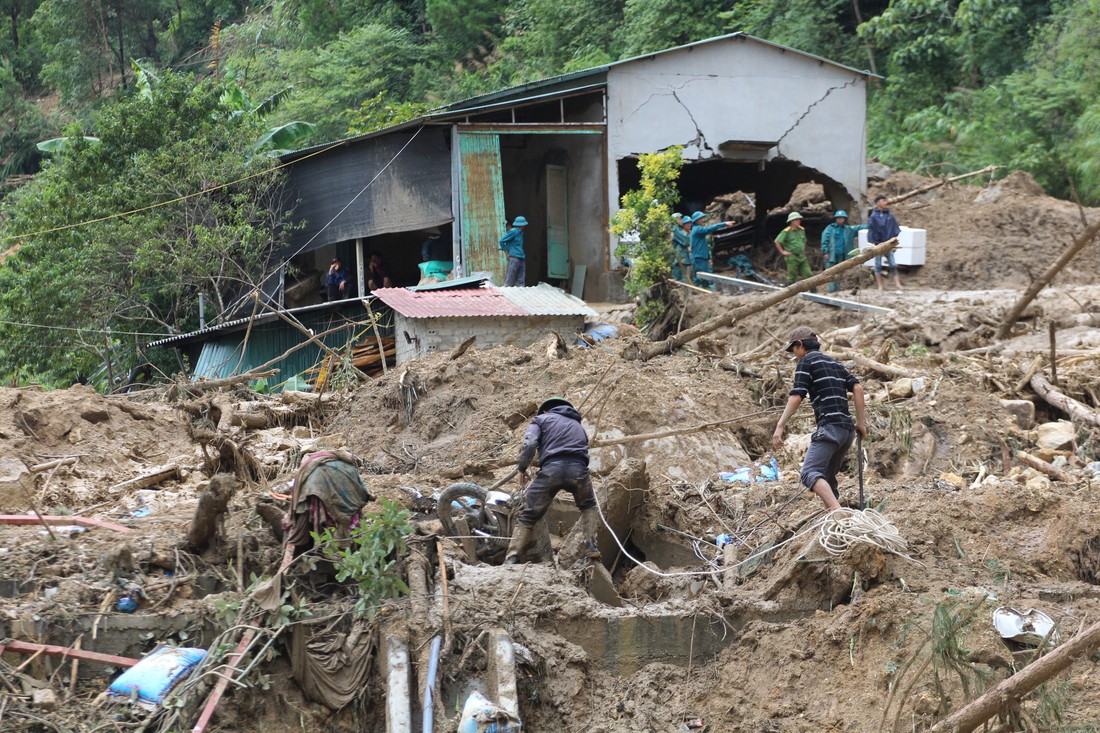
[858,226,926,267]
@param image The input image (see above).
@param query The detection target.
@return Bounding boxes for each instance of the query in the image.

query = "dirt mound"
[0,385,194,510]
[868,169,1100,291]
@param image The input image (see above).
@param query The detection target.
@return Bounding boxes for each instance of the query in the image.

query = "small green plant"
[609,146,683,326]
[905,342,929,358]
[312,499,413,619]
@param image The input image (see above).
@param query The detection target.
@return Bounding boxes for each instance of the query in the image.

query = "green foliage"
[425,0,503,59]
[312,499,412,619]
[347,90,431,136]
[0,69,292,385]
[610,146,683,323]
[722,0,865,70]
[620,0,729,57]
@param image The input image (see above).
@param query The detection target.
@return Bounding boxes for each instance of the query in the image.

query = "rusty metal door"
[458,133,508,285]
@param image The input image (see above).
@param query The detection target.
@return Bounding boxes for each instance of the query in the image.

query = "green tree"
[610,146,683,325]
[620,0,731,57]
[425,0,503,59]
[0,70,290,385]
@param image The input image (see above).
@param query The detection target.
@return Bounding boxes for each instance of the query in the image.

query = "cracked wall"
[605,36,868,262]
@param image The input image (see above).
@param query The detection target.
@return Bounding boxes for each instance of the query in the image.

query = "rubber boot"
[580,508,601,560]
[503,524,533,566]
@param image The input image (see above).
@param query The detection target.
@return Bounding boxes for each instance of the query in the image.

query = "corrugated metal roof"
[372,286,527,318]
[498,283,598,317]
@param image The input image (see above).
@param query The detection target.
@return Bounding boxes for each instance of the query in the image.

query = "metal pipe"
[421,635,442,733]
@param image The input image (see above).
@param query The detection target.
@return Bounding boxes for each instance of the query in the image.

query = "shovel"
[857,433,865,510]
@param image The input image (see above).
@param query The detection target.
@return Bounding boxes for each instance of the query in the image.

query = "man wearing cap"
[868,194,903,291]
[689,211,734,289]
[326,257,350,300]
[504,397,600,566]
[820,211,867,293]
[774,211,811,285]
[772,327,867,511]
[499,216,528,286]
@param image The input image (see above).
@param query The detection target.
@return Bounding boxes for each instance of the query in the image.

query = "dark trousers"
[518,460,595,527]
[505,256,526,286]
[800,423,855,498]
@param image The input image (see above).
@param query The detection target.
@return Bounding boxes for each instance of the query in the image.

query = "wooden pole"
[887,165,998,206]
[1016,450,1076,483]
[996,218,1100,338]
[256,295,370,382]
[637,238,899,360]
[1049,322,1058,386]
[930,619,1100,733]
[832,348,914,379]
[363,297,389,375]
[590,409,777,448]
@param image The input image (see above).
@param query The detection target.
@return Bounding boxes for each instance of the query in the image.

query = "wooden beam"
[637,238,898,360]
[1016,451,1076,484]
[0,515,133,533]
[0,640,139,667]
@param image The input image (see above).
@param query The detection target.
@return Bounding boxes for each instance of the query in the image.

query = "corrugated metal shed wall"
[192,302,386,387]
[458,133,508,284]
[285,128,453,253]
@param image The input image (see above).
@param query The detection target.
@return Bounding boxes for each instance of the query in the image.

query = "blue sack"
[108,647,206,705]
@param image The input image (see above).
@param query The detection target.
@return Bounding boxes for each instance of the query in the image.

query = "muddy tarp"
[285,450,374,547]
[289,614,375,710]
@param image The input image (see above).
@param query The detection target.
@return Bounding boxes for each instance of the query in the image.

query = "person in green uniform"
[774,211,811,285]
[689,211,734,289]
[671,214,691,282]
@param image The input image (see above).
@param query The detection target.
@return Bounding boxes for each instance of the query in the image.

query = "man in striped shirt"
[772,327,867,510]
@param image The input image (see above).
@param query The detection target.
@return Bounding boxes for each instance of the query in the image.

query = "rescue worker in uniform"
[504,397,600,565]
[819,210,866,292]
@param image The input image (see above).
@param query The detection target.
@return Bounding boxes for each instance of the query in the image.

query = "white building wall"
[605,36,869,263]
[394,314,586,364]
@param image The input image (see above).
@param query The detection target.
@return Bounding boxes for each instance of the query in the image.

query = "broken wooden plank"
[930,618,1100,733]
[190,629,256,733]
[637,238,898,360]
[698,272,894,315]
[0,640,139,668]
[0,515,133,533]
[108,465,180,494]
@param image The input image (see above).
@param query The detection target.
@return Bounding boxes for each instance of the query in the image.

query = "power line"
[0,317,174,338]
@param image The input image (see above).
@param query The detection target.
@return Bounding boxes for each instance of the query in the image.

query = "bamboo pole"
[636,238,898,361]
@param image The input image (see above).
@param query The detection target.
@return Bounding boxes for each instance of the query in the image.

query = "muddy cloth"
[517,405,589,470]
[285,451,373,547]
[289,614,374,710]
[518,459,596,528]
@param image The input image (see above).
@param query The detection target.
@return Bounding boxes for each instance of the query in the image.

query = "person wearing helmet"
[504,397,599,566]
[772,327,867,510]
[689,210,735,289]
[671,214,692,282]
[499,216,528,286]
[867,195,903,291]
[774,211,811,285]
[820,210,867,293]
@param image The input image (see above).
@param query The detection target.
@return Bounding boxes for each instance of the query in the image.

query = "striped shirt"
[789,350,859,428]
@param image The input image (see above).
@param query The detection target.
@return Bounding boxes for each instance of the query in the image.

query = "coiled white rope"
[816,507,910,558]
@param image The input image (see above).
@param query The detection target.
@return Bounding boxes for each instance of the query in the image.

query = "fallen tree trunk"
[1016,450,1076,483]
[996,218,1100,338]
[1027,371,1100,428]
[832,348,914,379]
[635,239,899,360]
[168,369,280,399]
[930,619,1100,733]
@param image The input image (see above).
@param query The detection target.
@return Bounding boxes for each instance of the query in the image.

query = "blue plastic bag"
[719,457,780,484]
[108,647,206,705]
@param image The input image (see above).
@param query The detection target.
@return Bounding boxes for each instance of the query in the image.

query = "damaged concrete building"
[280,32,874,303]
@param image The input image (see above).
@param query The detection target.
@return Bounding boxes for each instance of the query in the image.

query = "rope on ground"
[816,507,911,559]
[592,486,918,578]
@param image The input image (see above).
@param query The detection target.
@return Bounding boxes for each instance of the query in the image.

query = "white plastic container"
[858,226,926,267]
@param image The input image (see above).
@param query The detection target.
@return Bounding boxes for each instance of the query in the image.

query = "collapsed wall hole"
[616,155,856,269]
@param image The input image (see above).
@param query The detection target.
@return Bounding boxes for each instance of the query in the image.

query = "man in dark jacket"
[772,327,867,510]
[326,258,350,300]
[867,194,903,291]
[504,397,600,565]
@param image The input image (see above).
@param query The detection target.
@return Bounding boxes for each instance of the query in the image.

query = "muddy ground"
[2,170,1100,733]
